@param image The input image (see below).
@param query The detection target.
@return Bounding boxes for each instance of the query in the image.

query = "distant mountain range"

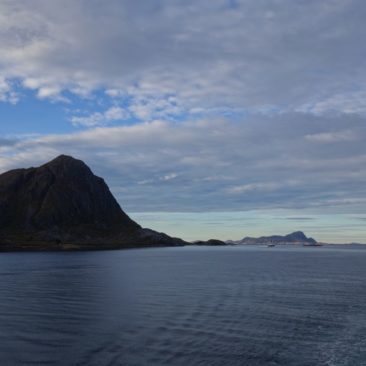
[230,231,318,245]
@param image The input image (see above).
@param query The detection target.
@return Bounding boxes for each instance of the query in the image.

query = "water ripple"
[0,247,366,365]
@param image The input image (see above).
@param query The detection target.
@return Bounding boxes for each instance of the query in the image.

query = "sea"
[0,245,366,366]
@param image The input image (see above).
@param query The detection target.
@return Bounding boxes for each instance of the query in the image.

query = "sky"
[0,0,366,243]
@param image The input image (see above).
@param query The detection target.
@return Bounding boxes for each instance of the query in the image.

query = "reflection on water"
[1,246,366,365]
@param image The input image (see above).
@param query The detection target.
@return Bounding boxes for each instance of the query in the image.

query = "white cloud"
[305,130,359,143]
[228,180,299,194]
[137,172,178,185]
[70,107,130,127]
[129,95,183,120]
[37,86,62,99]
[299,91,366,116]
[161,173,178,181]
[0,78,19,104]
[0,0,365,119]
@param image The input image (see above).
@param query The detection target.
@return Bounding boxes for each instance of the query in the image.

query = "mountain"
[234,231,317,245]
[0,155,186,250]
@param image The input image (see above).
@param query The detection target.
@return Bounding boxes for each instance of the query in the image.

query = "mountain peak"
[43,154,90,171]
[52,154,76,162]
[285,231,307,240]
[0,156,187,250]
[0,155,139,241]
[46,154,82,165]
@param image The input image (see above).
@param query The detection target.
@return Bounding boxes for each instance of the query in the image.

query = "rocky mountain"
[234,231,317,245]
[0,155,187,250]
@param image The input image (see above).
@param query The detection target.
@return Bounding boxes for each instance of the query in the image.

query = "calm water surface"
[1,246,366,365]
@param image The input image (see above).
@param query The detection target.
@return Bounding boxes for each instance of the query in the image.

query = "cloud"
[353,217,366,221]
[128,95,183,120]
[137,172,178,185]
[0,0,366,120]
[0,78,19,104]
[70,107,130,127]
[227,180,299,194]
[283,217,315,221]
[1,113,366,214]
[0,138,17,147]
[305,130,359,143]
[299,91,366,115]
[161,173,178,181]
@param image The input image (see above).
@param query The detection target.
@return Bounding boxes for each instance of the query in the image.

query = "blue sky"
[1,0,366,243]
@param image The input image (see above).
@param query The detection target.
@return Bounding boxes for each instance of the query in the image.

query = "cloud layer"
[1,113,366,215]
[1,0,366,119]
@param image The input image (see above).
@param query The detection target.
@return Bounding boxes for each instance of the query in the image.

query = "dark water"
[1,246,366,366]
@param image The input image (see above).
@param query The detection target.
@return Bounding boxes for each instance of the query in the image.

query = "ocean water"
[0,246,366,366]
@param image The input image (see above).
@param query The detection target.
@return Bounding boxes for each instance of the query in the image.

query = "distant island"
[229,231,319,245]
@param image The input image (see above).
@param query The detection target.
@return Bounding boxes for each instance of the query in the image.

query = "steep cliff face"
[0,155,185,250]
[0,155,139,232]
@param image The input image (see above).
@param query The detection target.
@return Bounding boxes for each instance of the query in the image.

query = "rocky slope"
[0,155,186,250]
[234,231,317,245]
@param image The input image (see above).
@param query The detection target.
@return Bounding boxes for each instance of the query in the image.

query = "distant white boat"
[267,244,276,247]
